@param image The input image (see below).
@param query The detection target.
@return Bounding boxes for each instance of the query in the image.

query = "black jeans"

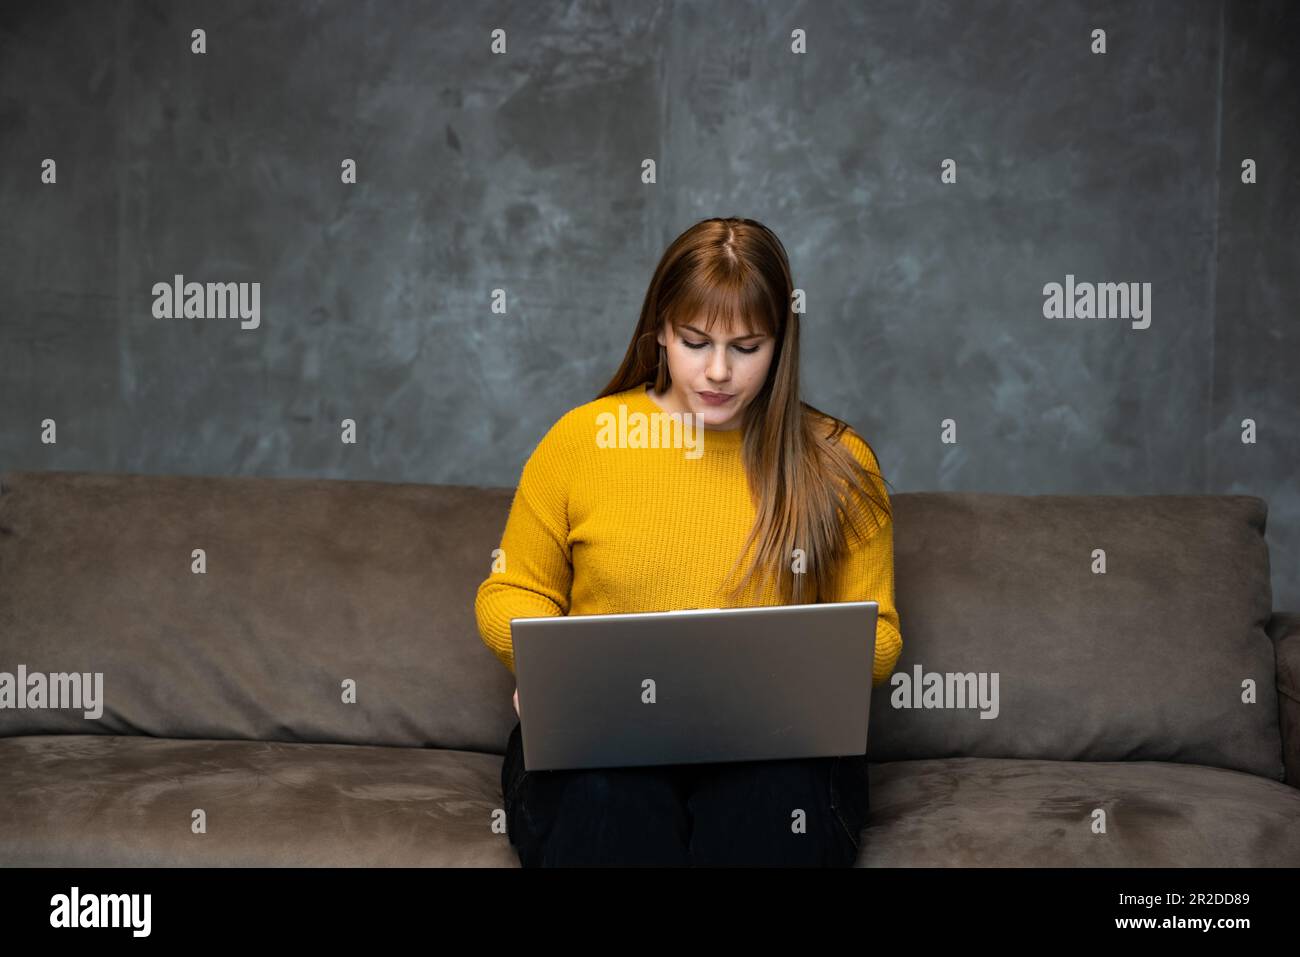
[501,721,870,867]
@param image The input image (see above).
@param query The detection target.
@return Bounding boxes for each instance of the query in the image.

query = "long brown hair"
[597,216,894,605]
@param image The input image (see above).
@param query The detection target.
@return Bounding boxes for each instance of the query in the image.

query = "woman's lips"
[697,391,733,405]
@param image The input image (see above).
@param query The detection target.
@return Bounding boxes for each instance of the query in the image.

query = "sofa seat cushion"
[0,735,518,866]
[861,756,1300,866]
[9,737,1299,867]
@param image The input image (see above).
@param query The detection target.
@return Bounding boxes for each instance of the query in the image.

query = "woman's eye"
[683,339,758,354]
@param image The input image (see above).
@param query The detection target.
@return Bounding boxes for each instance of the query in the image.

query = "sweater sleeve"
[474,415,576,675]
[830,429,903,688]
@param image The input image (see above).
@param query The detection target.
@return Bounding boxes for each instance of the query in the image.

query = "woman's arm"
[474,418,576,675]
[830,431,904,688]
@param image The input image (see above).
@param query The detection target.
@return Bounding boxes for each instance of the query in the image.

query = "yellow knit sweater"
[474,383,903,687]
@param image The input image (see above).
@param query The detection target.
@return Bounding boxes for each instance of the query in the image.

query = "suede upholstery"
[2,469,1297,866]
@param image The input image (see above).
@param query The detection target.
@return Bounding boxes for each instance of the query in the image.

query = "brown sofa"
[1,469,1297,866]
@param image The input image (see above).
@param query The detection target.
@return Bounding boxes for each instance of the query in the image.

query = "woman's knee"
[688,758,855,866]
[558,767,689,828]
[510,765,691,867]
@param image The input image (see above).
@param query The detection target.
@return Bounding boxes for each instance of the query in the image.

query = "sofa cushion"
[0,734,517,866]
[4,735,1296,867]
[860,756,1300,866]
[0,470,517,755]
[874,493,1284,779]
[0,472,1285,779]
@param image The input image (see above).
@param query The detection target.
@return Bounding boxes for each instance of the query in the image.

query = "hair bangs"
[663,268,778,341]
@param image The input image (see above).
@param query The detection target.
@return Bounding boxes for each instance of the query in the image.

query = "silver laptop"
[511,601,878,771]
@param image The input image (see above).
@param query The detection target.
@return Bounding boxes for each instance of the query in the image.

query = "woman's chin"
[696,411,739,430]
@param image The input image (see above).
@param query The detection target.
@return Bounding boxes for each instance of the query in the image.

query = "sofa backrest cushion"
[0,472,1285,778]
[0,470,515,755]
[873,492,1284,779]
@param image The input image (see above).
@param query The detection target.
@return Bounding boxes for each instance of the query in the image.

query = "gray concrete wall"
[1,0,1297,608]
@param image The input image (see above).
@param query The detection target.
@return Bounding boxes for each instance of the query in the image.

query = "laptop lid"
[511,601,878,771]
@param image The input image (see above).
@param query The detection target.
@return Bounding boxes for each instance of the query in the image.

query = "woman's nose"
[708,349,730,380]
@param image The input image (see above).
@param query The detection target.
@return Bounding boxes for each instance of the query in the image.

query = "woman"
[475,216,903,866]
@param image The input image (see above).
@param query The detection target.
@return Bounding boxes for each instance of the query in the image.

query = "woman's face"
[654,317,775,430]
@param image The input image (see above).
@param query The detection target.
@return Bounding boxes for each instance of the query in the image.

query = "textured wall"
[1,0,1297,607]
